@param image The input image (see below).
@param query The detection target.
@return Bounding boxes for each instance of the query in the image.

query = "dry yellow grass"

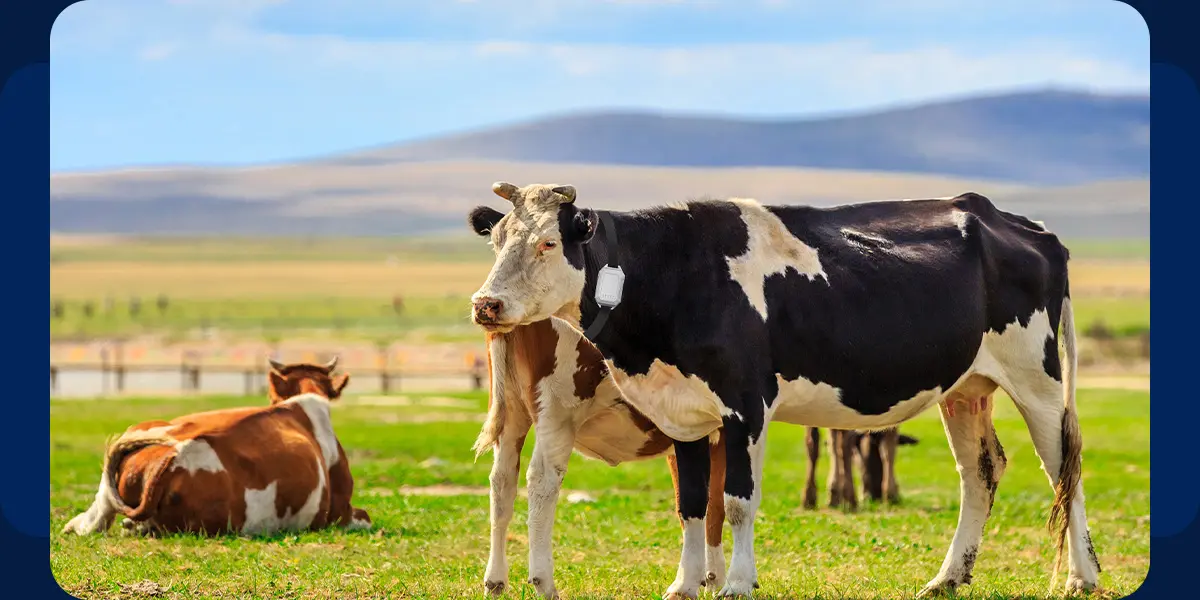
[49,261,492,299]
[50,258,1148,300]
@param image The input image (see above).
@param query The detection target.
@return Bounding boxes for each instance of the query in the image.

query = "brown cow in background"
[803,427,919,512]
[62,358,370,536]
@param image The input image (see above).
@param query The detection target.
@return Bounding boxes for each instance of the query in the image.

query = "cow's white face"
[468,182,595,332]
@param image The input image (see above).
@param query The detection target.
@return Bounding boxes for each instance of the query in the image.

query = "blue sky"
[49,0,1149,172]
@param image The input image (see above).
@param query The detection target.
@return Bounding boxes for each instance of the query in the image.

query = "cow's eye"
[538,240,557,252]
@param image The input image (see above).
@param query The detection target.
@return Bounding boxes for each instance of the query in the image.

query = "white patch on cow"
[605,359,727,442]
[172,439,225,475]
[952,210,971,238]
[285,393,341,468]
[241,454,327,535]
[62,470,119,535]
[666,201,691,212]
[664,518,707,599]
[725,197,827,320]
[770,374,942,430]
[347,516,371,531]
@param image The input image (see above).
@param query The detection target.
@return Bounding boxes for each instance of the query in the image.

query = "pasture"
[51,384,1149,599]
[49,236,1150,345]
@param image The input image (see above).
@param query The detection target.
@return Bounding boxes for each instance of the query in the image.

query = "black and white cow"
[467,182,1100,599]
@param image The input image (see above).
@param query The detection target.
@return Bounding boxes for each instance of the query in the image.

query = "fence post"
[114,341,126,394]
[100,346,110,396]
[244,370,254,396]
[50,365,58,395]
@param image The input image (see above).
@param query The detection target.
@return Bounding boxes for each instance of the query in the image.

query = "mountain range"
[50,88,1150,238]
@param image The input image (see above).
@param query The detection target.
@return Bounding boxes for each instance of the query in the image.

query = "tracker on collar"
[584,210,624,342]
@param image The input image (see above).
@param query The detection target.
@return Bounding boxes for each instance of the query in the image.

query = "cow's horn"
[492,181,519,203]
[551,185,576,203]
[324,356,339,372]
[268,357,285,372]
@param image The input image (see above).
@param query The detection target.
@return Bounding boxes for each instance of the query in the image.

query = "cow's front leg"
[664,438,711,600]
[720,414,767,598]
[484,427,528,597]
[525,417,575,600]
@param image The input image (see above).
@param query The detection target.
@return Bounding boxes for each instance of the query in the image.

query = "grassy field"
[51,385,1149,599]
[49,236,1150,343]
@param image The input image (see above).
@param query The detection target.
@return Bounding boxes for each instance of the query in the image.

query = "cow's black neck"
[577,209,681,372]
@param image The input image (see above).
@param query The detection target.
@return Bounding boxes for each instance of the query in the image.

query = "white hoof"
[718,578,756,598]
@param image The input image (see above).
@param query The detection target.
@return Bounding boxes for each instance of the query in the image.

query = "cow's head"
[468,181,595,332]
[266,356,351,403]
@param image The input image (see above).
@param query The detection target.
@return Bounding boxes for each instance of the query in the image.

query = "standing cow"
[62,358,370,536]
[467,182,1099,598]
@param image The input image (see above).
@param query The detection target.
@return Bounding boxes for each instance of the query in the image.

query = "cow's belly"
[769,373,945,429]
[605,359,726,443]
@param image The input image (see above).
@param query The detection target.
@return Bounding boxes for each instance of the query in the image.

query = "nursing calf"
[62,358,370,536]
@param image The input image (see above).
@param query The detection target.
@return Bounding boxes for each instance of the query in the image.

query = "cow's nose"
[473,297,504,323]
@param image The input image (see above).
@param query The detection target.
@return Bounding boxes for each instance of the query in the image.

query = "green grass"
[51,387,1148,599]
[1062,239,1150,261]
[48,297,480,343]
[1071,297,1151,338]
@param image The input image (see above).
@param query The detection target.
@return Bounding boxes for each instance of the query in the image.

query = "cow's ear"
[268,371,288,403]
[331,373,350,399]
[469,206,505,237]
[571,209,597,244]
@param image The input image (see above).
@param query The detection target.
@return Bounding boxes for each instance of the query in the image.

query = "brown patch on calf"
[572,337,608,400]
[509,319,559,415]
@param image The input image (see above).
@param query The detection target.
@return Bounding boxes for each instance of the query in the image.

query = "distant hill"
[326,89,1149,186]
[50,88,1149,238]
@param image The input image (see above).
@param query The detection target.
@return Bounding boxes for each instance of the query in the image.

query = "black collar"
[583,211,624,342]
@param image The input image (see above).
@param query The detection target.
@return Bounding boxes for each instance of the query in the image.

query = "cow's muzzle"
[472,297,505,325]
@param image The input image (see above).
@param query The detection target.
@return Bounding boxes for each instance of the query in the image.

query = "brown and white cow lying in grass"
[62,358,370,537]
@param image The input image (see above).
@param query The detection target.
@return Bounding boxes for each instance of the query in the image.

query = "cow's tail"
[1048,293,1087,586]
[472,334,508,459]
[103,433,176,522]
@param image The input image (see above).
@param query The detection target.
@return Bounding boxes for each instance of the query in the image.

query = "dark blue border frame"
[7,0,1184,597]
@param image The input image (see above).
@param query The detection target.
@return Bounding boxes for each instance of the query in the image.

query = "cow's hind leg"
[1005,376,1101,591]
[63,472,119,535]
[919,392,1006,597]
[483,427,528,597]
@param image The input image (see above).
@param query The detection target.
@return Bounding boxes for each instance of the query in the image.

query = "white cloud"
[138,42,180,62]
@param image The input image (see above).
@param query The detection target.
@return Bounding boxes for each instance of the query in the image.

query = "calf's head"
[266,356,350,403]
[468,181,596,332]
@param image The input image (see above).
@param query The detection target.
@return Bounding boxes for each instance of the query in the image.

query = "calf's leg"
[525,417,575,600]
[483,426,529,596]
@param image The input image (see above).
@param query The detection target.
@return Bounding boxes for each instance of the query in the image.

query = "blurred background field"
[49,233,1150,399]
